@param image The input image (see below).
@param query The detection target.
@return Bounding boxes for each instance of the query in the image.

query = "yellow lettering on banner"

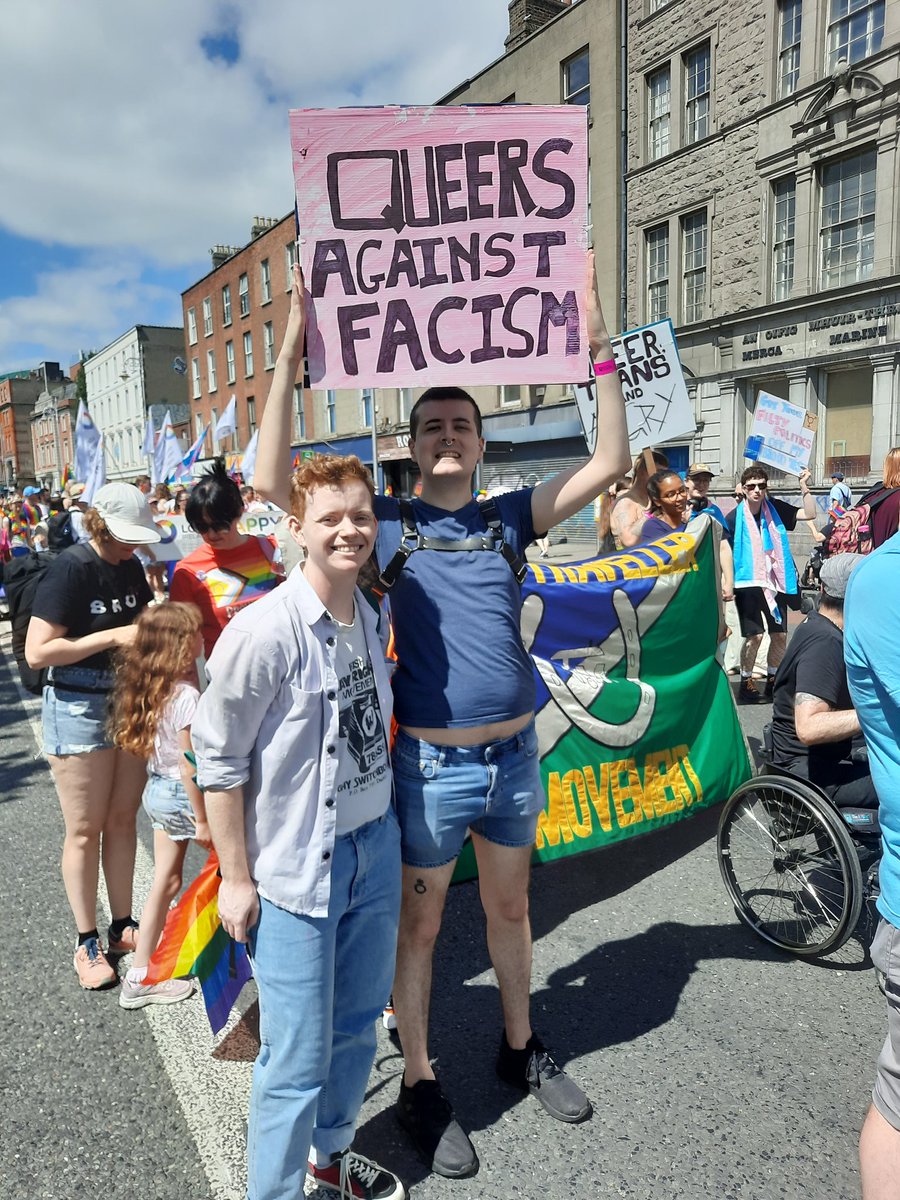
[583,765,613,832]
[575,561,620,583]
[612,555,646,580]
[562,769,593,838]
[535,772,573,848]
[644,749,685,816]
[611,758,645,827]
[675,745,704,804]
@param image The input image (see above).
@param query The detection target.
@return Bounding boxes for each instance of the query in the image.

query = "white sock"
[314,1148,346,1167]
[126,966,148,985]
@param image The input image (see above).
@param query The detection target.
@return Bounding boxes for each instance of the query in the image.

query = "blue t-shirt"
[638,516,687,543]
[844,532,900,927]
[374,491,536,728]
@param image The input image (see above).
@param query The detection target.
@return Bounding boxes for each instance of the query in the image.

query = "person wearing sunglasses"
[169,457,284,660]
[725,463,817,704]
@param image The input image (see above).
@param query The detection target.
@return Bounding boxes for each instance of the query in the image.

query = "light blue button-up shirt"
[192,566,394,918]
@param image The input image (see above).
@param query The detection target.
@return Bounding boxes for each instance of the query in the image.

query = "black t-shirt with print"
[31,543,153,670]
[770,611,852,777]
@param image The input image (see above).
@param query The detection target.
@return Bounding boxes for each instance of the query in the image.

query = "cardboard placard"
[745,391,814,476]
[290,105,589,388]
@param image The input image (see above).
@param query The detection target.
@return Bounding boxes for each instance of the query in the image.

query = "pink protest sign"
[289,105,589,389]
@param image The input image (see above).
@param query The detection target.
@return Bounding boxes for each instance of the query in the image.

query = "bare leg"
[132,831,188,970]
[101,749,146,921]
[767,630,787,675]
[472,834,534,1048]
[49,749,117,931]
[392,860,457,1086]
[860,1103,900,1199]
[740,634,763,675]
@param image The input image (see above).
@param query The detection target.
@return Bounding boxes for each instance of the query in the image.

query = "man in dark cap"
[769,553,876,807]
[829,471,853,512]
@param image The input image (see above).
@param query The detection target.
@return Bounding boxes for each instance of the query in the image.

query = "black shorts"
[734,587,789,637]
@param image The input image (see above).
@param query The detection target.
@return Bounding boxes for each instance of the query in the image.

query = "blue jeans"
[246,810,401,1200]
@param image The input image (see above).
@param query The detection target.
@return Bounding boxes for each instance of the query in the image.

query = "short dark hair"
[409,388,483,439]
[741,464,769,486]
[185,456,243,530]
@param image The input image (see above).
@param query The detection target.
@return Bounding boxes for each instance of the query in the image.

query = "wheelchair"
[717,726,881,958]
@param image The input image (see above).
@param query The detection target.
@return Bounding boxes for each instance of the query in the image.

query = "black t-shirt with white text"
[770,612,853,778]
[31,543,152,671]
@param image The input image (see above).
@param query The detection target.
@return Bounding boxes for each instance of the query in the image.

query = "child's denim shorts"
[42,665,115,756]
[143,773,197,841]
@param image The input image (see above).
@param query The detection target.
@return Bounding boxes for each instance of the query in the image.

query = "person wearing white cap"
[768,552,876,808]
[25,483,162,991]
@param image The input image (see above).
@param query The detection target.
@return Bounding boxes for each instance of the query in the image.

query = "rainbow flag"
[61,464,73,490]
[21,500,40,525]
[292,451,302,470]
[145,849,253,1034]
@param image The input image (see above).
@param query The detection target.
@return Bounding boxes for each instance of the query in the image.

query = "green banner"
[455,516,751,880]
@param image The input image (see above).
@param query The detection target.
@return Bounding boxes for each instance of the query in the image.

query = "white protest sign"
[574,319,695,455]
[744,391,817,477]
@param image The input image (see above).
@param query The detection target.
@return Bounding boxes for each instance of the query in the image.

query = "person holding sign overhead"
[255,253,629,1182]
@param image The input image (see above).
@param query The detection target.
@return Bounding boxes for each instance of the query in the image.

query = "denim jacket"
[192,567,393,918]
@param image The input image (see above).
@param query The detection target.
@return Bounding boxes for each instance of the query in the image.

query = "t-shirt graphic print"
[332,614,391,835]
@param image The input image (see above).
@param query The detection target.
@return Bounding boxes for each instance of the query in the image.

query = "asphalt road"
[0,621,885,1200]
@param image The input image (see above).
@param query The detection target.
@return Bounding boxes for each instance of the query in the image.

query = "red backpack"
[825,486,899,556]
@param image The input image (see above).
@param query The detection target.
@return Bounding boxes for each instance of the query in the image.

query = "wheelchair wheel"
[717,775,864,957]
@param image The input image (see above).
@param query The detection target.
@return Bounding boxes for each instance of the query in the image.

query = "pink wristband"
[594,358,617,377]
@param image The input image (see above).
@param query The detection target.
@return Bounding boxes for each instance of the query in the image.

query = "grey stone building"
[626,0,900,491]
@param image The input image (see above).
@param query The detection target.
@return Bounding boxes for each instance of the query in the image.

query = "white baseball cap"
[92,483,161,545]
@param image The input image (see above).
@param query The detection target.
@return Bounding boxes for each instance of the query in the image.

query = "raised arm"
[531,251,631,536]
[255,261,306,513]
[797,468,817,521]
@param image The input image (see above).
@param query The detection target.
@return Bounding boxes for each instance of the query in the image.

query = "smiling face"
[654,473,688,524]
[291,480,376,587]
[408,399,485,488]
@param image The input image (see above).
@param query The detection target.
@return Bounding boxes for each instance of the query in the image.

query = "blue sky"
[0,1,508,375]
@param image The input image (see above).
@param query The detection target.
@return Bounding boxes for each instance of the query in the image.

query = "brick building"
[0,370,44,489]
[30,369,75,491]
[625,0,900,491]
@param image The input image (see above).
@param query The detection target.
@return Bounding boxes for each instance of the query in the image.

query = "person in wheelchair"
[769,553,878,810]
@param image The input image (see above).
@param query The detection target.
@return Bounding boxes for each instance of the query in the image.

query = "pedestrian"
[685,462,727,526]
[110,602,209,1010]
[724,464,817,704]
[24,483,160,989]
[254,254,630,1179]
[609,450,669,548]
[844,530,900,1199]
[638,469,689,541]
[828,470,853,511]
[863,447,900,550]
[193,454,404,1200]
[169,458,284,659]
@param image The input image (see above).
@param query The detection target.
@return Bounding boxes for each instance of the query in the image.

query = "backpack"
[2,549,60,694]
[824,486,900,557]
[46,510,76,551]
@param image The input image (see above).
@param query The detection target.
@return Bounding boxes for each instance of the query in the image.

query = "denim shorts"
[870,919,900,1130]
[42,665,115,756]
[391,720,545,868]
[143,773,197,841]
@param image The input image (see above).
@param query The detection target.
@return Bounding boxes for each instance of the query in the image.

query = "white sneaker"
[119,976,195,1010]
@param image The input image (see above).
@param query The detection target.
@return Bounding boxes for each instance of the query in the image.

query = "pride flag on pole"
[145,850,253,1034]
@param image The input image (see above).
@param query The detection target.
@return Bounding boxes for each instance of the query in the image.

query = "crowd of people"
[6,253,900,1197]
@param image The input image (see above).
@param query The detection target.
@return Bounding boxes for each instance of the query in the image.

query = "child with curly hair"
[110,601,207,1009]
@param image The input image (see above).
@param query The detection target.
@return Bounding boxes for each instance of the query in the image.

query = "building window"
[649,0,672,10]
[263,321,275,369]
[191,356,200,399]
[500,385,521,408]
[563,49,590,106]
[827,0,884,70]
[195,412,204,440]
[243,331,254,377]
[285,241,297,289]
[777,0,802,98]
[222,284,232,327]
[820,148,876,288]
[260,259,271,304]
[187,307,197,345]
[239,273,250,317]
[647,66,671,161]
[247,397,256,435]
[682,210,708,323]
[326,390,336,434]
[772,176,796,301]
[646,224,670,322]
[399,387,414,422]
[294,384,306,439]
[360,388,374,427]
[225,340,236,384]
[207,349,217,391]
[202,296,213,337]
[684,43,710,145]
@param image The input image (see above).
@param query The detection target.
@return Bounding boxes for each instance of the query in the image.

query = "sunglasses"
[744,482,767,491]
[191,519,233,535]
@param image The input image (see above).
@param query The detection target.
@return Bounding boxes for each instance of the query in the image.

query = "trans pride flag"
[145,849,252,1034]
